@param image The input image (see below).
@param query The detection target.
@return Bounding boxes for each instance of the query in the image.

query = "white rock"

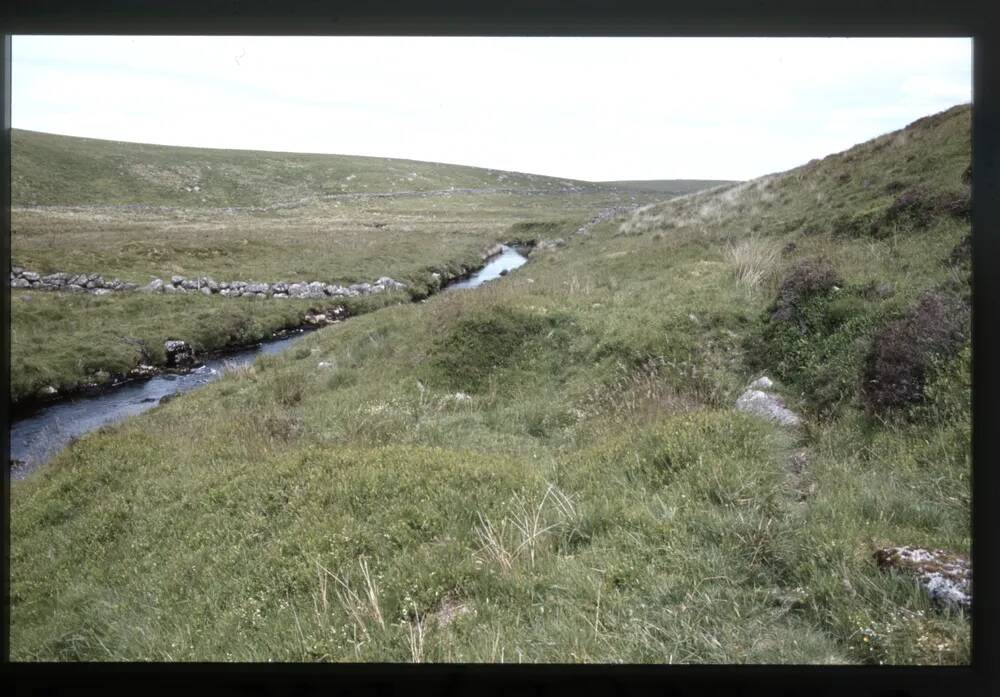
[875,546,971,611]
[748,376,774,391]
[735,389,802,427]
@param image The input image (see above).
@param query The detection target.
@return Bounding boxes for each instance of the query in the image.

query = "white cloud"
[12,36,971,181]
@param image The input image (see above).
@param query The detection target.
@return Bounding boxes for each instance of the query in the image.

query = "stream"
[9,245,529,478]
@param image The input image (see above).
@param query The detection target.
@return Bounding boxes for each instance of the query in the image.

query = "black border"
[2,2,998,695]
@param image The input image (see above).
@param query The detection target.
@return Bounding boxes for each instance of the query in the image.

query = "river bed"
[9,245,529,478]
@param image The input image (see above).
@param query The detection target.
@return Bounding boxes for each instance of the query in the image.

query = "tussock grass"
[723,235,781,291]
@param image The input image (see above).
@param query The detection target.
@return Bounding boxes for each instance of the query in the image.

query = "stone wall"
[9,267,407,299]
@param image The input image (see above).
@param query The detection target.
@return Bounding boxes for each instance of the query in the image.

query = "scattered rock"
[536,238,566,251]
[735,376,802,427]
[164,340,195,368]
[12,267,406,301]
[874,546,971,612]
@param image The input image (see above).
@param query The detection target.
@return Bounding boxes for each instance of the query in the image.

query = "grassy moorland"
[9,105,971,663]
[11,130,666,402]
[598,179,736,195]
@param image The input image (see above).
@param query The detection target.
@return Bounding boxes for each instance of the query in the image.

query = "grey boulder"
[164,340,195,367]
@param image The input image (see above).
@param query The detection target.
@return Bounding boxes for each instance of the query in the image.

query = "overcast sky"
[13,36,971,181]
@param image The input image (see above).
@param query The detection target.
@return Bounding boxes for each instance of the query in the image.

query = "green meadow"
[9,106,971,663]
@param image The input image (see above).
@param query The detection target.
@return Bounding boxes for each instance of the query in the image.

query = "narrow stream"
[9,245,529,478]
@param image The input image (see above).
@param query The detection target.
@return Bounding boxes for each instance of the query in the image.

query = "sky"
[12,36,971,181]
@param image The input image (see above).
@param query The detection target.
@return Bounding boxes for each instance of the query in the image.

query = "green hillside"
[599,179,737,195]
[11,129,601,208]
[10,105,971,663]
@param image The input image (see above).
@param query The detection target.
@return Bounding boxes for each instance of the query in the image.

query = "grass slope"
[12,129,600,208]
[599,179,737,195]
[11,131,673,401]
[10,105,971,663]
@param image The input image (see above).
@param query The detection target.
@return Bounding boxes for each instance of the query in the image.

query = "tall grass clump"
[723,235,780,291]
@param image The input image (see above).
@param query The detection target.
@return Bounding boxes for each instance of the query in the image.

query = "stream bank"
[9,244,531,477]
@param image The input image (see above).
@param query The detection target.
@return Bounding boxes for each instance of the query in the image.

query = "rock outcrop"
[164,340,195,368]
[734,375,802,427]
[874,546,971,612]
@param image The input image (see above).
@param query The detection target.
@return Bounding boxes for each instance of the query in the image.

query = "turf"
[9,105,971,663]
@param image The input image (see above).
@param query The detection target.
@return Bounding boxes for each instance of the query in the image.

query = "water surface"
[444,245,529,291]
[10,246,530,477]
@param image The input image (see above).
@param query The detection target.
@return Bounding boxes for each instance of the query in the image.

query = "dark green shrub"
[769,258,843,326]
[862,291,969,412]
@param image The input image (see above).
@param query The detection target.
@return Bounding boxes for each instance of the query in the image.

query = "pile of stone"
[734,375,803,427]
[150,275,406,298]
[9,268,138,295]
[10,266,407,299]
